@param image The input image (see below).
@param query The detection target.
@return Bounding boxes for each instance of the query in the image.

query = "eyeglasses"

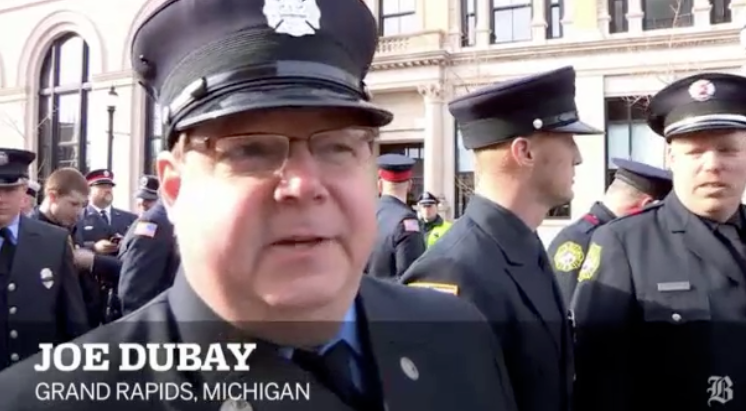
[189,126,377,176]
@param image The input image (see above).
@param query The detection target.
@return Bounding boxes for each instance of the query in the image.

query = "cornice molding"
[371,27,740,71]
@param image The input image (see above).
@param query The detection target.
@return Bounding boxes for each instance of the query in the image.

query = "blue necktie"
[293,342,365,407]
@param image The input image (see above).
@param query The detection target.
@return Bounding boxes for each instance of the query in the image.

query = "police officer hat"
[449,66,601,150]
[86,169,115,187]
[612,158,672,200]
[647,72,746,139]
[26,180,40,197]
[377,154,416,183]
[136,175,159,201]
[418,192,439,206]
[0,148,35,187]
[132,0,393,150]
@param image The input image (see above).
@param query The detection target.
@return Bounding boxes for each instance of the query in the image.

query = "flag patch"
[133,222,158,238]
[403,219,420,232]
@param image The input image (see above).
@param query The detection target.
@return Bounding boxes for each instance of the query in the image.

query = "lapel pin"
[400,356,419,381]
[40,268,54,289]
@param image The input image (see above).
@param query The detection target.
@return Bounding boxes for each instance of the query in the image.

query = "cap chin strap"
[664,113,746,137]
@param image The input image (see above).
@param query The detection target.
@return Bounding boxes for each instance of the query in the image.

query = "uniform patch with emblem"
[403,219,420,232]
[408,282,459,295]
[553,241,584,272]
[578,243,601,282]
[133,221,158,238]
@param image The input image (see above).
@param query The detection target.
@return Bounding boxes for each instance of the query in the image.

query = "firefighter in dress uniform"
[547,158,672,305]
[573,72,746,411]
[0,149,88,372]
[365,154,427,280]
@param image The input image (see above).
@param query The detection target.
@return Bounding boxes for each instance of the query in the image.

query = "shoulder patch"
[133,221,158,238]
[578,243,602,282]
[553,241,584,272]
[408,282,459,295]
[403,219,420,232]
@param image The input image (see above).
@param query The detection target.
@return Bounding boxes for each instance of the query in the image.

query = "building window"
[462,0,478,46]
[608,0,628,33]
[143,98,163,175]
[379,0,416,36]
[546,0,563,39]
[605,97,666,187]
[710,0,731,24]
[380,143,424,207]
[491,0,532,44]
[642,0,693,30]
[455,128,474,218]
[37,34,91,181]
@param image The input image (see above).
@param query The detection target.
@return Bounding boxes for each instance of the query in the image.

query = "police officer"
[117,197,179,317]
[21,180,39,216]
[402,66,601,411]
[135,175,159,216]
[548,158,672,305]
[366,154,426,280]
[0,2,517,410]
[573,72,746,411]
[418,191,452,247]
[79,169,137,250]
[0,149,89,371]
[30,167,122,327]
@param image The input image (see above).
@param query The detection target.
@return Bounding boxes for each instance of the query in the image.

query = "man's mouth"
[271,236,329,248]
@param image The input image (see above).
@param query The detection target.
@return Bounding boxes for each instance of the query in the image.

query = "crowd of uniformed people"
[0,0,744,410]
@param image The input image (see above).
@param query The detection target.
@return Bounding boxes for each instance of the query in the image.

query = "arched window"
[143,98,162,174]
[37,34,92,181]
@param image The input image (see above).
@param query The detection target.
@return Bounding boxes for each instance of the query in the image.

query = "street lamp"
[106,86,119,171]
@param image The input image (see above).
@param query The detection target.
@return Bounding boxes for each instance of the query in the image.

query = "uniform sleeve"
[392,218,426,278]
[91,255,122,283]
[118,225,173,316]
[547,231,590,307]
[58,236,91,339]
[571,225,636,411]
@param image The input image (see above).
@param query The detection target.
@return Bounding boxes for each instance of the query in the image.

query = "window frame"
[710,0,731,24]
[545,0,564,39]
[642,0,694,30]
[608,0,629,33]
[490,0,533,44]
[37,33,92,182]
[461,0,478,46]
[378,0,417,36]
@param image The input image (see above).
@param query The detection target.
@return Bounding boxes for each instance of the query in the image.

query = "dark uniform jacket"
[79,205,137,248]
[401,195,573,411]
[117,201,179,316]
[572,192,746,411]
[30,209,121,327]
[0,215,89,371]
[366,195,425,280]
[0,273,518,411]
[547,201,615,306]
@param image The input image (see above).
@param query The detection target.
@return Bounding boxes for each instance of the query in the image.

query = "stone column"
[531,0,547,42]
[692,0,712,27]
[626,0,644,33]
[476,0,491,46]
[418,82,445,195]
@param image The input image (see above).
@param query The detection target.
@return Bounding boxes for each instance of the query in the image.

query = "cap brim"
[0,180,25,187]
[419,201,437,206]
[174,85,393,133]
[665,120,746,139]
[137,191,159,201]
[90,179,115,187]
[550,120,602,135]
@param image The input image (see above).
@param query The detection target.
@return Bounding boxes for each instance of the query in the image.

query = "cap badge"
[103,170,111,177]
[533,118,543,130]
[0,152,7,166]
[263,0,321,38]
[140,176,149,187]
[688,79,715,102]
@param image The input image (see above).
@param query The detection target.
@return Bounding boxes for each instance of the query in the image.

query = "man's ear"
[509,136,534,166]
[157,151,181,210]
